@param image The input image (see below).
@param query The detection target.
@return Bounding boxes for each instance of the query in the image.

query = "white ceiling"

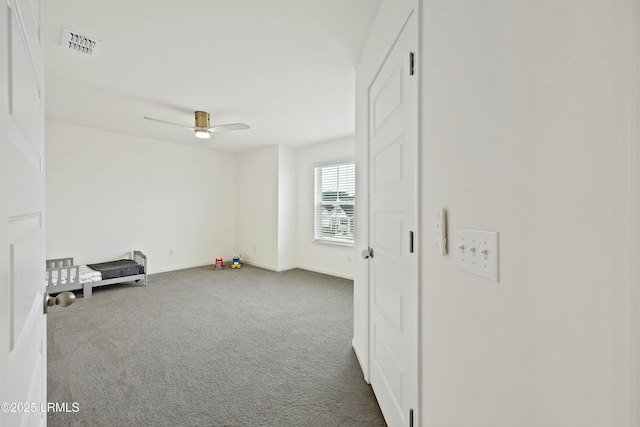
[43,0,381,152]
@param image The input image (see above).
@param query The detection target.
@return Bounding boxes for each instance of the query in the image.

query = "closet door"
[367,10,419,427]
[1,0,47,425]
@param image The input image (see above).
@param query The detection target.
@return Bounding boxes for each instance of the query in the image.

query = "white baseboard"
[149,261,213,275]
[240,260,298,273]
[244,260,353,280]
[295,264,354,280]
[352,338,369,384]
[150,260,353,281]
[241,259,278,271]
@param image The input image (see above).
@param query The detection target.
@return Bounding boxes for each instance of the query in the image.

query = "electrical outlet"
[169,249,174,256]
[454,229,499,282]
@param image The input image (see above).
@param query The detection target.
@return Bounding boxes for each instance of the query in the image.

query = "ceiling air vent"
[60,28,101,56]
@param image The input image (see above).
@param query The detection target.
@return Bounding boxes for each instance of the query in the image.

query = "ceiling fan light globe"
[194,129,210,139]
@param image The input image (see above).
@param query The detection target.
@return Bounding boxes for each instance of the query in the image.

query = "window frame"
[313,161,355,247]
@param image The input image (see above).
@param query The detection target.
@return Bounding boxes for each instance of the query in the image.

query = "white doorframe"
[0,0,9,409]
[632,0,640,423]
[364,1,421,424]
[632,0,640,424]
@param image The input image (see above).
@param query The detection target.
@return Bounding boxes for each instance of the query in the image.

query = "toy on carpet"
[214,258,224,270]
[231,255,242,269]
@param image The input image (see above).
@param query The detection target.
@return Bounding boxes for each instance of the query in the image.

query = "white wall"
[236,141,356,278]
[277,145,297,271]
[421,2,636,426]
[47,125,354,278]
[45,121,237,273]
[236,145,280,270]
[295,137,355,279]
[355,0,638,426]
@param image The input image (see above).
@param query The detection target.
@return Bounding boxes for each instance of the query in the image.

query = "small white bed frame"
[46,250,148,298]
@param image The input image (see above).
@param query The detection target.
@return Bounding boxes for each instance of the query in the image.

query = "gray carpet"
[47,264,386,426]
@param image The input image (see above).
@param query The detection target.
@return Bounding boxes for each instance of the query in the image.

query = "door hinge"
[409,408,414,427]
[409,52,415,75]
[409,231,414,253]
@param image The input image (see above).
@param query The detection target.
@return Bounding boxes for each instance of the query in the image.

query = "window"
[314,162,355,245]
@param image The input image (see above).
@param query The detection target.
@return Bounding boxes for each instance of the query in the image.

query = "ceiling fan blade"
[143,116,195,130]
[208,123,250,132]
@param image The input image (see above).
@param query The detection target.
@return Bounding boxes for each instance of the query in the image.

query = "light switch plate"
[435,208,447,255]
[454,228,499,282]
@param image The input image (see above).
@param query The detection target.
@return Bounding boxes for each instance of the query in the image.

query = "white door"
[1,0,48,425]
[367,11,418,427]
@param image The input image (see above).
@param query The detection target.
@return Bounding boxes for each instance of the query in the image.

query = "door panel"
[368,11,418,427]
[373,324,404,410]
[9,215,43,351]
[373,137,404,189]
[373,212,404,255]
[2,0,46,425]
[373,269,404,331]
[10,10,42,150]
[8,218,45,425]
[373,64,404,136]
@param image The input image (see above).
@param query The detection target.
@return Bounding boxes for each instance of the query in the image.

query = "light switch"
[454,228,499,282]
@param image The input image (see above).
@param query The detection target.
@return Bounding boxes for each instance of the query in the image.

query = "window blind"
[314,162,355,245]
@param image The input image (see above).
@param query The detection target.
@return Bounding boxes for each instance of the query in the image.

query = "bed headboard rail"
[133,250,147,269]
[46,257,74,268]
[46,265,80,286]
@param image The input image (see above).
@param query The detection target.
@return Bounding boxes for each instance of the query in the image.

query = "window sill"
[313,239,354,248]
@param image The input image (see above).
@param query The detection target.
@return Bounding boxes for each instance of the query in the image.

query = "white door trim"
[632,1,640,424]
[364,1,421,424]
[0,0,9,409]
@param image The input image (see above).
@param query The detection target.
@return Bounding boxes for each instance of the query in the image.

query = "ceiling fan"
[144,111,250,139]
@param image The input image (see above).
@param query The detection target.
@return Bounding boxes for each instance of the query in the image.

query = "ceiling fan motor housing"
[195,111,210,128]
